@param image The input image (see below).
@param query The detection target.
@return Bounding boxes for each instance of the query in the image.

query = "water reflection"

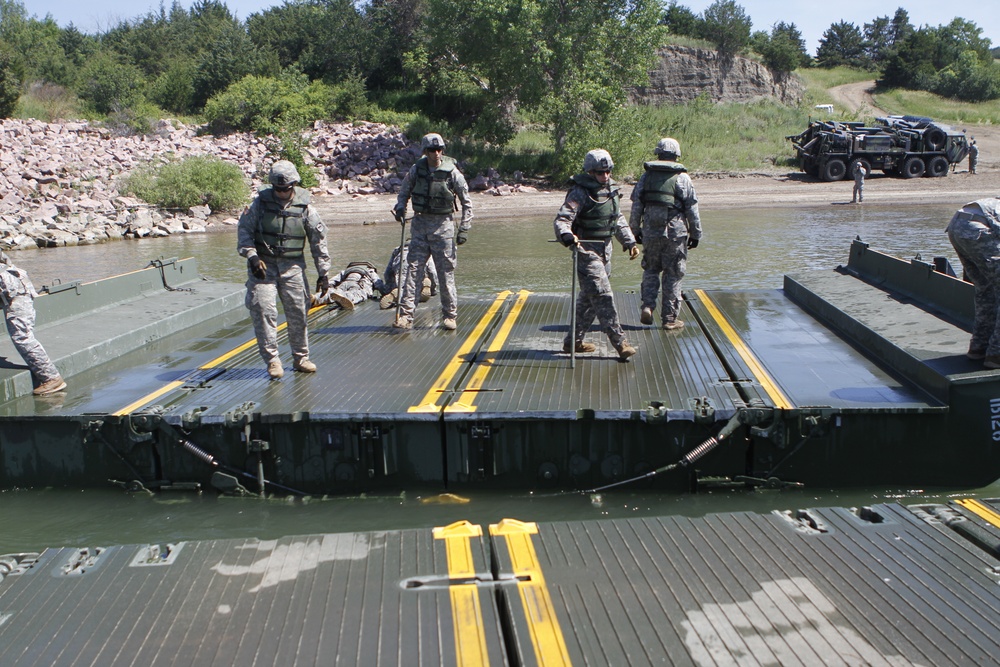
[2,202,995,552]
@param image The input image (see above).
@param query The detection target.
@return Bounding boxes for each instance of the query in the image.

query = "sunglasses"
[273,185,293,192]
[425,147,444,153]
[594,170,611,175]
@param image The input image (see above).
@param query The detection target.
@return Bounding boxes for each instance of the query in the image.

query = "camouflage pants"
[4,295,59,383]
[948,211,1000,355]
[564,243,626,348]
[245,256,311,365]
[852,181,864,202]
[331,279,373,306]
[399,214,457,320]
[970,157,978,174]
[640,236,688,323]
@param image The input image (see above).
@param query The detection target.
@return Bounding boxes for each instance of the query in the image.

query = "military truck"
[788,115,969,182]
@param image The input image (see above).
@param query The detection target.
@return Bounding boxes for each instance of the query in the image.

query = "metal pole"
[394,217,408,324]
[570,245,578,369]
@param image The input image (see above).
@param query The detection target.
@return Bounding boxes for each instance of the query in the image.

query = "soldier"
[555,149,639,360]
[969,140,979,175]
[946,197,1000,368]
[0,251,65,395]
[312,261,380,309]
[237,160,330,379]
[629,137,702,330]
[392,133,473,331]
[374,243,437,309]
[851,161,867,203]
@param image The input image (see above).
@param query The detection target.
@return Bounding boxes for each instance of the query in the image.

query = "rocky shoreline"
[1,117,538,251]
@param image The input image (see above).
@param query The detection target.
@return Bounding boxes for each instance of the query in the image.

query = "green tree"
[0,0,74,86]
[753,22,810,73]
[661,1,699,37]
[192,20,274,108]
[0,47,21,118]
[816,21,867,68]
[864,9,912,65]
[75,50,145,114]
[361,0,424,90]
[699,0,751,58]
[419,0,664,166]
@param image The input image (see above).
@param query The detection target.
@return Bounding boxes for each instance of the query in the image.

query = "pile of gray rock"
[0,118,441,250]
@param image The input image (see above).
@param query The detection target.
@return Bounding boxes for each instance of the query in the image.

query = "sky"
[24,0,1000,57]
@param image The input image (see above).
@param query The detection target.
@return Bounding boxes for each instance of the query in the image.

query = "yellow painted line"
[955,498,1000,529]
[409,291,512,413]
[433,521,490,667]
[694,289,793,410]
[491,519,572,666]
[447,290,532,413]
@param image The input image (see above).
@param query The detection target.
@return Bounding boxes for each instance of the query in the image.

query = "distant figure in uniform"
[237,160,330,379]
[312,261,380,309]
[629,137,702,330]
[375,243,437,309]
[851,161,868,203]
[554,149,639,360]
[0,250,65,395]
[946,197,1000,368]
[392,133,473,331]
[968,140,979,175]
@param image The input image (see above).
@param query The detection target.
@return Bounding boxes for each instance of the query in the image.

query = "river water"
[2,201,997,553]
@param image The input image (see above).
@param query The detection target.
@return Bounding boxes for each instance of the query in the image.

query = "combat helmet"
[421,133,446,150]
[655,137,681,159]
[269,160,301,186]
[583,149,614,173]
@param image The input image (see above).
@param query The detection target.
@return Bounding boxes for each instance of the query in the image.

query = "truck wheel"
[927,155,949,177]
[902,156,925,179]
[821,159,847,182]
[925,128,946,151]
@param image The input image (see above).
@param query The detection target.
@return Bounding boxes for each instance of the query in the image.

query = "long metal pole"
[570,245,578,369]
[394,217,408,324]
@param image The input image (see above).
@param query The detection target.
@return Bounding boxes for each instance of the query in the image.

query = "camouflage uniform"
[376,243,437,297]
[237,184,330,368]
[852,163,866,203]
[629,160,701,325]
[969,142,979,174]
[554,175,637,352]
[0,254,61,388]
[394,155,472,322]
[946,198,1000,362]
[313,262,380,308]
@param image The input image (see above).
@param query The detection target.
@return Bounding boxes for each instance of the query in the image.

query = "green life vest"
[411,156,458,215]
[570,173,620,239]
[640,161,687,209]
[255,187,310,259]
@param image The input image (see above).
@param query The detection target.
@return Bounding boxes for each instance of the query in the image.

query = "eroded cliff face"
[630,45,804,106]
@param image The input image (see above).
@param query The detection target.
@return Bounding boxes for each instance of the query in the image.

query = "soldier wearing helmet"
[629,137,702,330]
[553,149,639,361]
[391,132,473,331]
[237,159,331,379]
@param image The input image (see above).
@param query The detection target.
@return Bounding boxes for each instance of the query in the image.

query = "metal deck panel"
[0,529,506,667]
[690,289,943,410]
[448,291,740,418]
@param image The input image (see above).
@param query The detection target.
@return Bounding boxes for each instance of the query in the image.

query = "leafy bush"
[264,131,318,188]
[15,81,85,121]
[0,48,21,119]
[76,51,146,114]
[202,72,333,134]
[124,155,249,211]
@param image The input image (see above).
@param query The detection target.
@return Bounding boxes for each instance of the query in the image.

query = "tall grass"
[124,156,250,212]
[15,81,88,122]
[875,89,1000,125]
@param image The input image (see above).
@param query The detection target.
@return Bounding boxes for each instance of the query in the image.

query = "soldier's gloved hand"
[248,255,267,279]
[634,231,642,245]
[628,245,640,260]
[560,233,577,248]
[456,231,468,246]
[316,274,329,293]
[687,238,699,250]
[392,207,406,224]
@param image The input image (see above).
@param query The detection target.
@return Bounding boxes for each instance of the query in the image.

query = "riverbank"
[314,166,1000,225]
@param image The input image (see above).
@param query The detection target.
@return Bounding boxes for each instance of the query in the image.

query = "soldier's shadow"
[0,356,26,370]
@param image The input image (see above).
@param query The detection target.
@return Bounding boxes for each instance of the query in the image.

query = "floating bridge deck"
[0,240,997,493]
[1,498,999,665]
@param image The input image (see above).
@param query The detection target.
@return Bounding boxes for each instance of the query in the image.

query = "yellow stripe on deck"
[109,306,338,417]
[409,291,511,413]
[955,498,1000,529]
[434,521,491,667]
[447,290,531,413]
[694,289,793,410]
[491,519,572,666]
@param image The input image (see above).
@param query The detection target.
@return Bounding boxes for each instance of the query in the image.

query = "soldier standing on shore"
[969,140,979,175]
[945,197,1000,368]
[0,250,66,395]
[237,161,331,379]
[555,149,639,360]
[629,137,702,330]
[392,133,473,331]
[851,161,867,203]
